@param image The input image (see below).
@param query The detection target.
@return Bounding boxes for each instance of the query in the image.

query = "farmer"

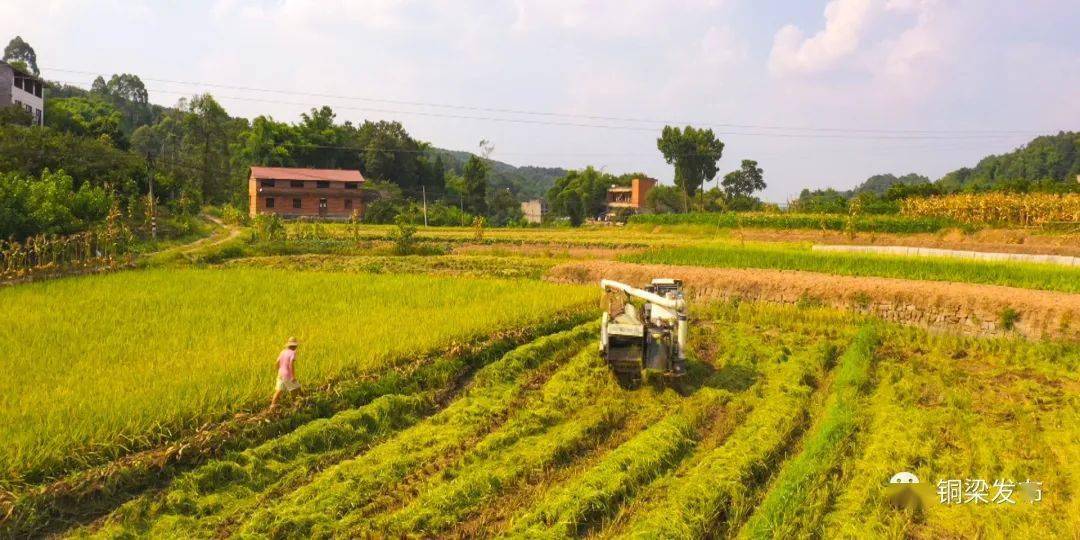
[270,337,300,410]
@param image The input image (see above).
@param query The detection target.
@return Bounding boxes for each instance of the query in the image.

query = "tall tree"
[462,155,488,215]
[176,94,241,204]
[656,125,724,198]
[3,36,38,75]
[720,159,766,199]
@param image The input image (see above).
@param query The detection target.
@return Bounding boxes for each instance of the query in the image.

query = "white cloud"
[768,0,880,76]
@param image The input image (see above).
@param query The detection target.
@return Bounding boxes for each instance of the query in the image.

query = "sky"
[5,0,1079,202]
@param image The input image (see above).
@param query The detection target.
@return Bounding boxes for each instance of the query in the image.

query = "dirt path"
[548,260,1080,341]
[160,216,244,259]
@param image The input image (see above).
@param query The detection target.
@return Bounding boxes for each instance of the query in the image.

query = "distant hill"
[938,131,1080,191]
[433,148,567,200]
[849,173,930,196]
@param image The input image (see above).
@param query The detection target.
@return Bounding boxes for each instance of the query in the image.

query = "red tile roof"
[249,166,364,182]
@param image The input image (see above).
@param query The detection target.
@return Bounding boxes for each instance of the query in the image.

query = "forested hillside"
[939,131,1080,192]
[433,148,567,200]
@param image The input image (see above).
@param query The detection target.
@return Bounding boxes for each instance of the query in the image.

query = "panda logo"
[889,471,920,485]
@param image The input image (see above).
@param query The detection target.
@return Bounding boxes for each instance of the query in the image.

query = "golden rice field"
[0,268,594,487]
[2,218,1078,538]
[61,303,1078,539]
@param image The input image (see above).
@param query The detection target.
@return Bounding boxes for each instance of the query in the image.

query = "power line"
[45,67,1044,138]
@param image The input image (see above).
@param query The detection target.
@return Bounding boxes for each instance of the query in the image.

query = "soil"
[547,260,1080,342]
[735,228,1080,257]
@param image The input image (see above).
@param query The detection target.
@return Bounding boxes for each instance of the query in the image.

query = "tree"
[46,97,127,148]
[462,155,488,215]
[3,36,38,76]
[791,188,849,214]
[180,94,240,203]
[0,105,33,127]
[656,125,724,198]
[0,124,145,196]
[546,166,625,224]
[487,188,523,226]
[721,159,766,199]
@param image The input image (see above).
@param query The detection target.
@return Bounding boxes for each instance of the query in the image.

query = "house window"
[33,109,41,126]
[290,180,304,188]
[344,183,358,190]
[316,181,330,188]
[293,198,302,209]
[265,197,275,208]
[344,199,353,210]
[260,180,275,187]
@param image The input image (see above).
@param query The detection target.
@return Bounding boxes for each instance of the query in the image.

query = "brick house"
[248,167,366,219]
[605,177,657,219]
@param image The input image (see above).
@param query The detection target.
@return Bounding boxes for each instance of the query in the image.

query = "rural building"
[248,166,366,219]
[605,177,657,219]
[0,61,44,126]
[521,199,547,224]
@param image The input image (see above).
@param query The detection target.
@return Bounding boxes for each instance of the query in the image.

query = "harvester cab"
[599,278,688,388]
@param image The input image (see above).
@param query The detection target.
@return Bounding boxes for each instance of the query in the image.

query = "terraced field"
[64,302,1078,538]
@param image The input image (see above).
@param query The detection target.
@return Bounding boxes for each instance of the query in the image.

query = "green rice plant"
[236,324,595,537]
[627,212,961,234]
[620,340,837,539]
[623,244,1080,293]
[506,387,731,538]
[360,349,633,536]
[226,254,557,280]
[822,327,1080,538]
[0,268,595,485]
[82,393,428,538]
[737,326,881,538]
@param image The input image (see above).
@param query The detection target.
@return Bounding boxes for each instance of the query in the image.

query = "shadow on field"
[636,357,759,397]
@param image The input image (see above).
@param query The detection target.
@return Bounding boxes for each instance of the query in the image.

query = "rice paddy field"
[2,219,1078,538]
[0,268,594,485]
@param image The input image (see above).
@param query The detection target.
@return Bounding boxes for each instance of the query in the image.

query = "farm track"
[549,260,1080,341]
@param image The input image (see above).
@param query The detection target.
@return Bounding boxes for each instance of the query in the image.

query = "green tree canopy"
[3,36,38,75]
[462,155,489,215]
[721,159,766,199]
[46,97,127,148]
[546,166,628,225]
[656,125,724,197]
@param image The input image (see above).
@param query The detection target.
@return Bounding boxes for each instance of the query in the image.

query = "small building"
[521,199,547,224]
[605,177,657,219]
[0,61,44,126]
[248,166,367,219]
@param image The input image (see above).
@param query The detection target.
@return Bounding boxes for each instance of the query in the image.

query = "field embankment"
[622,245,1080,293]
[549,260,1080,340]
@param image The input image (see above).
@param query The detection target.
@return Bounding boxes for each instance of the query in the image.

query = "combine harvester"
[599,278,688,388]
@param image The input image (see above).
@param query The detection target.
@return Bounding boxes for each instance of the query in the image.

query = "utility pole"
[421,185,428,227]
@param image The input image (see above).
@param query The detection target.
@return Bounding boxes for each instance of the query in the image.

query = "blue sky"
[5,0,1079,201]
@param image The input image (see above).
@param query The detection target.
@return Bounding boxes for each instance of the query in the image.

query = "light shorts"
[275,377,300,392]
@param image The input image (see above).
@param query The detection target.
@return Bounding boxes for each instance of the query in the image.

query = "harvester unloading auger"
[599,278,688,388]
